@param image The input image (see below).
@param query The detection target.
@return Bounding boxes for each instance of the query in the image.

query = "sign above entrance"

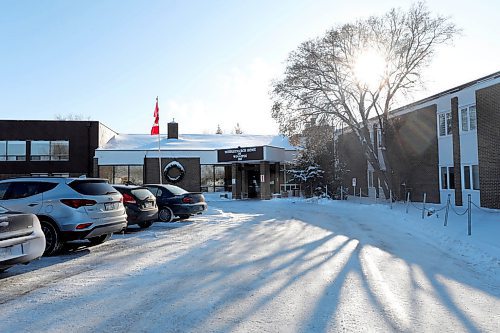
[217,146,264,162]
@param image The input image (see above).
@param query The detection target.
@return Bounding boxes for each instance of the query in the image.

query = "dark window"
[69,180,118,195]
[441,167,448,189]
[463,166,471,189]
[145,186,159,196]
[0,183,10,200]
[448,167,455,189]
[472,165,480,190]
[7,182,39,199]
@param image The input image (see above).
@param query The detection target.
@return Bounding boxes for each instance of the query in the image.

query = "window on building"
[129,166,144,185]
[461,108,469,132]
[441,166,455,189]
[441,167,448,189]
[99,165,143,185]
[460,105,477,132]
[439,112,453,136]
[200,165,227,192]
[368,170,374,188]
[439,114,446,136]
[463,165,471,189]
[31,140,69,161]
[1,141,27,161]
[51,141,69,160]
[462,164,480,190]
[469,106,477,130]
[446,112,452,135]
[113,166,128,184]
[448,167,455,189]
[0,141,6,161]
[472,165,480,190]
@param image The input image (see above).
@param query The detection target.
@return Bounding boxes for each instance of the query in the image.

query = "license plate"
[0,244,24,258]
[0,247,12,258]
[144,202,153,208]
[105,202,118,211]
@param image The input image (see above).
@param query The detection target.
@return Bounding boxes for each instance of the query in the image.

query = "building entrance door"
[247,169,260,198]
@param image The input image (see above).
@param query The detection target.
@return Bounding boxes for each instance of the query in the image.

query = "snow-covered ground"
[0,196,498,332]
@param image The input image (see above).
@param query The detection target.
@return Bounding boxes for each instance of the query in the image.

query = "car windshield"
[165,185,188,196]
[0,205,8,214]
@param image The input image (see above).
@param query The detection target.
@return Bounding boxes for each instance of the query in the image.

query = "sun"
[352,49,386,90]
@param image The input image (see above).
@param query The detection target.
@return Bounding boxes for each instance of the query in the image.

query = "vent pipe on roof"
[168,119,178,139]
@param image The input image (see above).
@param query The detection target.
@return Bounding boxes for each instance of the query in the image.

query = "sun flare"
[353,49,386,89]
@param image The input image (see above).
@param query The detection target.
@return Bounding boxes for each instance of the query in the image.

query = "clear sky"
[1,0,498,135]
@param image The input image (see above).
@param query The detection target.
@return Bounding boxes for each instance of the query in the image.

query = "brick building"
[94,122,298,199]
[337,71,500,209]
[0,120,116,179]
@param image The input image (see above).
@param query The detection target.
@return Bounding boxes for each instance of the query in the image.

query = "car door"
[1,182,44,214]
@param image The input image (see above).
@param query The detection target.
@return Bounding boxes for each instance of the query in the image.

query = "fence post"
[359,187,362,198]
[390,190,393,209]
[325,185,328,198]
[340,186,343,200]
[444,194,451,227]
[468,194,472,236]
[421,193,427,219]
[406,192,410,214]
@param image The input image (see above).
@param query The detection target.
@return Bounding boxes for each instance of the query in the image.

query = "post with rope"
[421,193,427,219]
[468,194,472,236]
[444,194,451,226]
[406,192,410,214]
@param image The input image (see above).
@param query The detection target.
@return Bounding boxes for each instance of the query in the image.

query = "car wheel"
[178,215,190,220]
[40,220,63,256]
[88,233,111,246]
[138,221,153,228]
[158,207,173,222]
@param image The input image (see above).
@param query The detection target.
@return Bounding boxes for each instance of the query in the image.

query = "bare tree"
[271,2,458,198]
[234,123,243,135]
[55,113,91,121]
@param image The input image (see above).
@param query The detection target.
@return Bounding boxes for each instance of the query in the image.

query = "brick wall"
[451,97,463,206]
[386,104,440,203]
[337,131,368,195]
[339,104,440,203]
[476,83,500,209]
[144,157,201,192]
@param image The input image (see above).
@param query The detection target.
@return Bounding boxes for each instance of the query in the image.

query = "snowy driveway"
[1,199,499,332]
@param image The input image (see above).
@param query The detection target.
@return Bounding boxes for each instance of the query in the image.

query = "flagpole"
[157,96,162,184]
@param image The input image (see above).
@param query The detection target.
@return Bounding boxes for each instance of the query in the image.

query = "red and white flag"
[150,97,159,135]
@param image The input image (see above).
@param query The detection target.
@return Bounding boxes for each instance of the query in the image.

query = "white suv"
[0,177,127,255]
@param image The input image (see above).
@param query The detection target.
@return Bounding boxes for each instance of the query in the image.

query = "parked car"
[112,185,158,228]
[0,177,127,256]
[0,205,46,272]
[144,184,207,222]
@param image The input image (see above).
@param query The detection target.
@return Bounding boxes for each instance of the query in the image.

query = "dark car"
[112,185,158,228]
[144,184,207,222]
[1,205,45,272]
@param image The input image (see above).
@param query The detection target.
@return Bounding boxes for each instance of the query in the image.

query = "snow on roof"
[98,133,297,151]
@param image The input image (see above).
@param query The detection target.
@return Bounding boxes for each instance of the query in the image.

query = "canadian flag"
[150,97,159,135]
